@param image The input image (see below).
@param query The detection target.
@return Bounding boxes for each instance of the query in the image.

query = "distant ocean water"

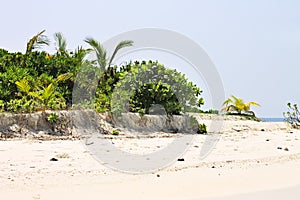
[261,118,285,122]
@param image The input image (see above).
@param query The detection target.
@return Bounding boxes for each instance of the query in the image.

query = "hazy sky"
[1,0,300,117]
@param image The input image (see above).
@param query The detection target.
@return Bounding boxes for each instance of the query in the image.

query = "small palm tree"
[84,38,133,71]
[222,95,260,116]
[16,78,56,110]
[57,38,133,83]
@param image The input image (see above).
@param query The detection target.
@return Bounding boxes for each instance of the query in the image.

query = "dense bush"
[110,61,204,116]
[0,31,205,117]
[0,48,86,112]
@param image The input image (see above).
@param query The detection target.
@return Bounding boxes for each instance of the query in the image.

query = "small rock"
[21,127,30,135]
[156,174,160,177]
[50,158,58,161]
[56,153,70,158]
[177,158,185,161]
[194,145,199,148]
[211,166,215,168]
[261,129,265,131]
[266,139,270,141]
[284,147,289,151]
[9,124,21,132]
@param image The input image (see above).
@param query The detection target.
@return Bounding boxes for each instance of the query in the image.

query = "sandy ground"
[1,120,300,200]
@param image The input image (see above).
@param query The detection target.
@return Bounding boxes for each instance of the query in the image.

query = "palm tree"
[26,30,50,55]
[84,37,133,71]
[16,78,56,110]
[54,32,68,56]
[55,32,91,82]
[222,95,260,116]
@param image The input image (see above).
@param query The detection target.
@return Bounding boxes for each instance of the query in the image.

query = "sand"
[1,120,300,200]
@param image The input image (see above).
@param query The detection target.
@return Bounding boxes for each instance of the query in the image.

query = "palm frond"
[223,98,233,106]
[15,78,31,94]
[247,101,260,107]
[42,83,55,101]
[57,72,74,82]
[29,91,43,101]
[26,30,50,54]
[84,37,107,69]
[108,40,133,67]
[54,32,67,55]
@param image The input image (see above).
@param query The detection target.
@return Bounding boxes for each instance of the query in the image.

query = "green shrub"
[47,113,59,123]
[198,123,207,134]
[284,102,300,128]
[110,61,204,116]
[112,130,120,135]
[6,97,38,113]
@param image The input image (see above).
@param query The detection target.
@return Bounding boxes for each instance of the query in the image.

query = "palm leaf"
[244,101,260,112]
[108,40,133,67]
[54,32,67,55]
[222,98,233,106]
[29,91,43,101]
[26,30,50,54]
[42,83,55,102]
[247,101,260,107]
[57,72,74,82]
[15,78,31,94]
[84,37,107,70]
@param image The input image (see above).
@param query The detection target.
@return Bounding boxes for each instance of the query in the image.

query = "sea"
[260,118,285,122]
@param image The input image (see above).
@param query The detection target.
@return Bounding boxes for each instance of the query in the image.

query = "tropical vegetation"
[222,95,260,116]
[0,30,205,118]
[284,103,300,128]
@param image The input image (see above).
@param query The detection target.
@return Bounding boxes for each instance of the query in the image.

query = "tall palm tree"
[84,37,133,71]
[222,95,260,116]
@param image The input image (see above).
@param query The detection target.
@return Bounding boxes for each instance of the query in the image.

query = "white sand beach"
[1,120,300,200]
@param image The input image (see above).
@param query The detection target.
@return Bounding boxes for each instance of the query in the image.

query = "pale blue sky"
[1,0,300,117]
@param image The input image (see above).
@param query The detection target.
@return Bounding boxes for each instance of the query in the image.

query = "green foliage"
[0,30,88,111]
[284,102,300,128]
[188,116,207,134]
[25,30,50,55]
[111,61,204,116]
[112,130,120,135]
[198,123,207,134]
[6,97,39,113]
[84,37,133,71]
[0,100,4,112]
[0,30,207,123]
[47,113,59,124]
[222,95,260,116]
[14,76,66,112]
[202,109,219,114]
